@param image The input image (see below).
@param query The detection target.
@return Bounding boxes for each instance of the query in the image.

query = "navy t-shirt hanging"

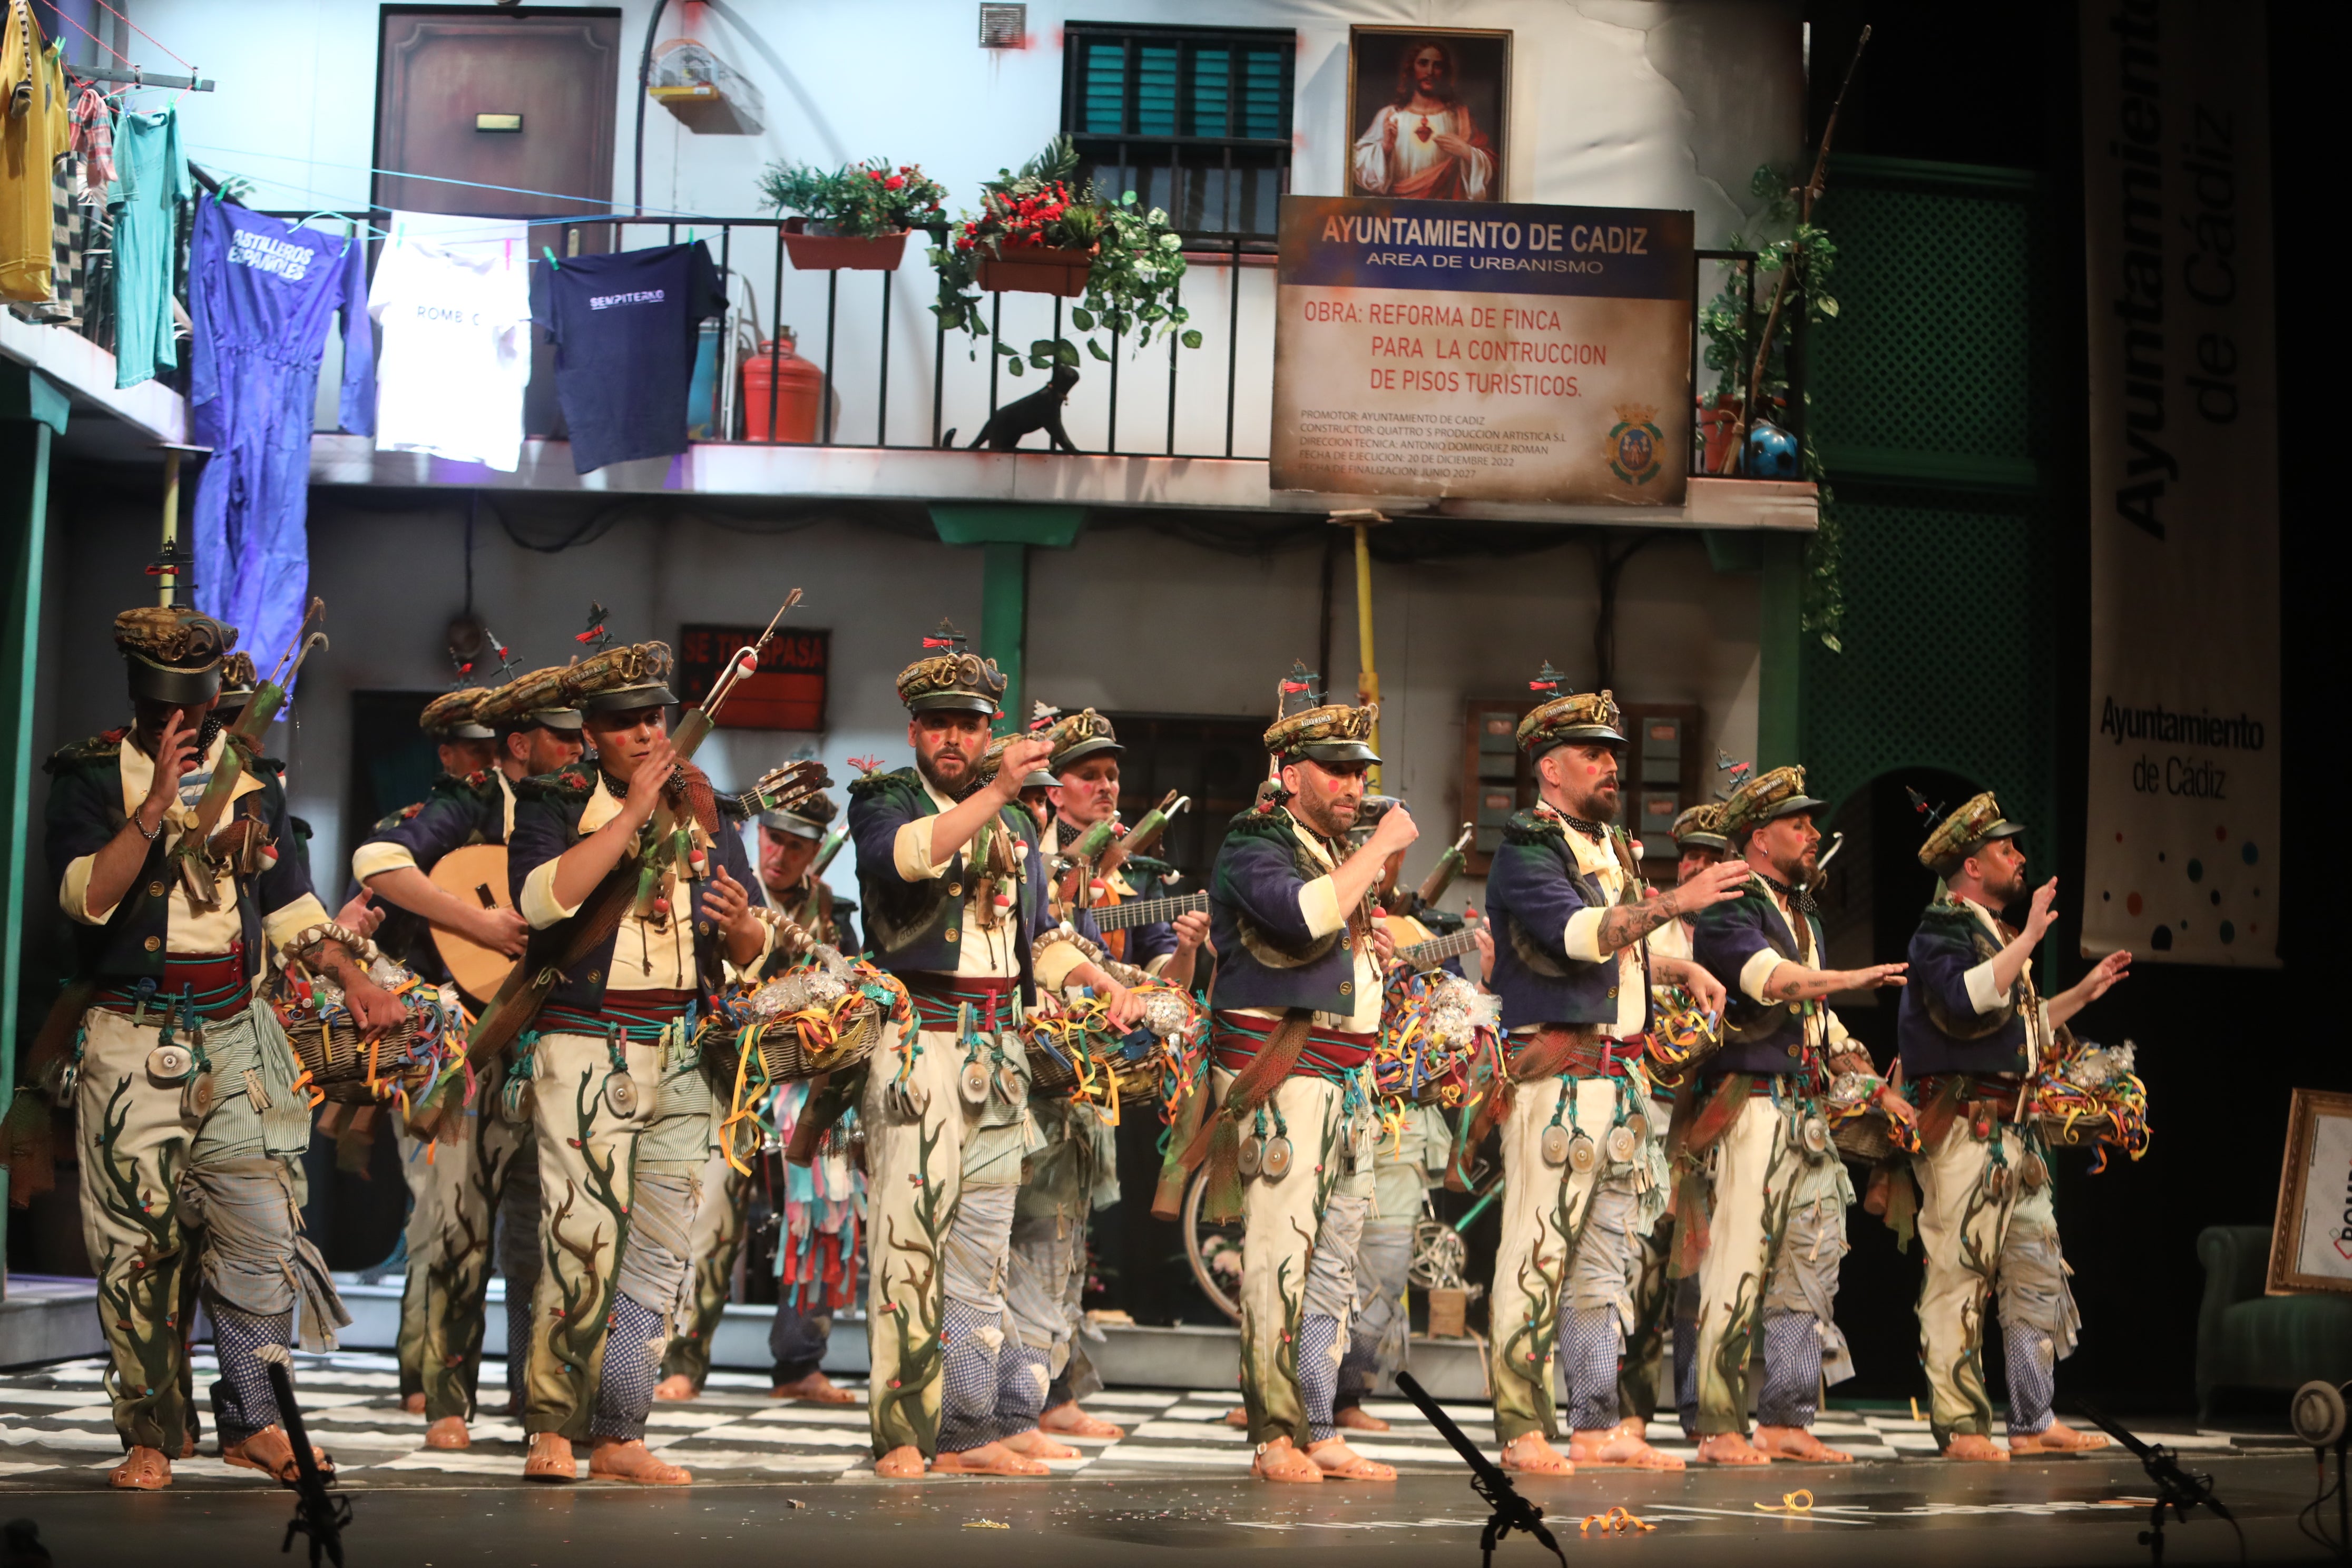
[531,242,725,473]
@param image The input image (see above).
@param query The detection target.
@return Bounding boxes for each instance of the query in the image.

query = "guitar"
[426,762,832,1003]
[1396,915,1485,972]
[1084,889,1209,933]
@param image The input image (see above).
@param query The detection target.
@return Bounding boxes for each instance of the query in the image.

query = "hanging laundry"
[0,2,70,305]
[369,211,532,471]
[188,194,374,670]
[108,101,189,387]
[528,240,724,474]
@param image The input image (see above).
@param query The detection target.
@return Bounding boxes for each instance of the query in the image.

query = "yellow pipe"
[159,450,182,606]
[1354,520,1379,790]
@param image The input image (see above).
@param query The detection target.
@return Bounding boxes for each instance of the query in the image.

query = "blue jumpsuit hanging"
[189,195,374,664]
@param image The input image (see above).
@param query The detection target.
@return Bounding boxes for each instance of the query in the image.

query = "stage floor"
[0,1352,2330,1564]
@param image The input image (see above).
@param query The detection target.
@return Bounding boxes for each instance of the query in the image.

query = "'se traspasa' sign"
[1271,195,1694,506]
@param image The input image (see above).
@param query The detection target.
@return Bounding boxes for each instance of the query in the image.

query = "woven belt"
[95,952,252,1020]
[1918,1072,2030,1121]
[540,987,698,1038]
[1210,1010,1374,1075]
[904,974,1017,1034]
[1506,1023,1644,1081]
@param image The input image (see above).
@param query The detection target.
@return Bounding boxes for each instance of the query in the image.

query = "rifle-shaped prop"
[436,593,805,1110]
[1394,1370,1565,1568]
[1413,821,1475,910]
[1718,24,1871,473]
[258,1346,351,1567]
[796,824,848,929]
[170,597,330,910]
[1115,790,1190,859]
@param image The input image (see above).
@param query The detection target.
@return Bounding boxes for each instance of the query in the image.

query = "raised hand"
[701,865,758,943]
[622,734,679,826]
[1369,802,1418,857]
[989,736,1054,801]
[1668,859,1751,916]
[468,905,530,957]
[141,710,201,825]
[1847,962,1907,991]
[2024,877,2061,940]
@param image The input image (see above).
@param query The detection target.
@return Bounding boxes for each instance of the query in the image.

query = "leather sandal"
[1694,1432,1776,1465]
[403,1392,427,1415]
[652,1375,699,1403]
[1307,1437,1395,1480]
[1039,1400,1124,1439]
[1942,1432,2010,1462]
[424,1416,471,1450]
[1224,1406,1250,1429]
[874,1444,928,1478]
[1499,1433,1576,1475]
[771,1370,859,1406]
[1753,1424,1853,1463]
[590,1437,693,1485]
[2007,1422,2109,1455]
[1335,1405,1391,1433]
[223,1425,334,1483]
[1569,1423,1685,1470]
[1250,1436,1322,1483]
[999,1428,1079,1460]
[524,1432,579,1482]
[932,1441,1051,1476]
[109,1446,172,1490]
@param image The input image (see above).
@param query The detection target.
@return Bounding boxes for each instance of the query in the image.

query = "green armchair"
[2196,1225,2352,1425]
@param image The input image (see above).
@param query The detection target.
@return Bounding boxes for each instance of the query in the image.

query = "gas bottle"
[740,335,824,443]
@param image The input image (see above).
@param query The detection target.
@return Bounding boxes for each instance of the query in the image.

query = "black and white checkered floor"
[0,1352,2245,1488]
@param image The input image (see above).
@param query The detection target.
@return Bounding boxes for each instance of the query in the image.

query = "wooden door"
[375,6,622,435]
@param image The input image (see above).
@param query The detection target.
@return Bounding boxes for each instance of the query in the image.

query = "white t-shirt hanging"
[369,213,532,471]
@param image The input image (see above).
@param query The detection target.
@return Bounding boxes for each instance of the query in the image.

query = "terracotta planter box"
[975,243,1096,297]
[780,218,910,271]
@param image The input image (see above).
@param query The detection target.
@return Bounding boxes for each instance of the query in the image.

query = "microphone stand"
[2078,1400,2240,1566]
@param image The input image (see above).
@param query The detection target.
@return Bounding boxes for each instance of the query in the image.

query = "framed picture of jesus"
[1346,27,1511,203]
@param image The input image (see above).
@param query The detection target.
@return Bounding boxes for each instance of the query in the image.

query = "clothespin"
[542,244,560,270]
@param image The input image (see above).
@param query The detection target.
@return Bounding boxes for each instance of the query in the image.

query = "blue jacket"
[1690,876,1822,1075]
[504,763,765,1014]
[1896,896,2031,1077]
[1050,819,1177,972]
[44,728,320,988]
[355,770,505,988]
[1208,806,1364,1017]
[847,767,1066,1007]
[1484,810,1649,1032]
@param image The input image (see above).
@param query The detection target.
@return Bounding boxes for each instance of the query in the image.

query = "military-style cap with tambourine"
[476,664,587,734]
[1043,705,1123,773]
[1262,660,1379,766]
[114,603,237,705]
[210,652,259,722]
[1515,662,1626,756]
[419,685,496,741]
[1719,763,1825,844]
[762,789,837,841]
[572,640,677,713]
[897,620,1006,716]
[1917,790,2025,873]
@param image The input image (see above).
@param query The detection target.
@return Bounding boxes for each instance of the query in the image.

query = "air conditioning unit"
[648,38,765,135]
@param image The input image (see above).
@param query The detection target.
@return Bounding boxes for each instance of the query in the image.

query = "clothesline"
[89,0,192,70]
[184,142,748,226]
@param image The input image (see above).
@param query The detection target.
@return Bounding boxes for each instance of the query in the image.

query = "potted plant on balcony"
[757,158,948,271]
[931,136,1202,376]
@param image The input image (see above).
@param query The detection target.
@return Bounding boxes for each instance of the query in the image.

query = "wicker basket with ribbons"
[1021,981,1203,1118]
[1376,964,1503,1109]
[272,962,465,1109]
[703,947,910,1164]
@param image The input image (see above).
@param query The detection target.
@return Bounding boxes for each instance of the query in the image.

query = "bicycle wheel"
[1181,1164,1246,1324]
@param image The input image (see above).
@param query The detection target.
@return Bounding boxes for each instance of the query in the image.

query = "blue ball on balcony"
[1746,420,1800,479]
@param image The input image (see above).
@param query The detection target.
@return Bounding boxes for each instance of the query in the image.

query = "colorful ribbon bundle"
[272,961,465,1112]
[1374,964,1503,1138]
[1641,983,1720,1083]
[2031,1037,2151,1173]
[704,950,912,1172]
[1022,980,1206,1126]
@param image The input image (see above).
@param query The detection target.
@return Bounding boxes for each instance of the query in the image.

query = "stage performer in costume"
[1481,671,1741,1474]
[654,789,864,1408]
[851,626,1139,1479]
[1901,793,2128,1460]
[1350,37,1496,200]
[506,645,774,1486]
[34,605,400,1489]
[1682,766,1908,1465]
[360,679,583,1448]
[1161,662,1413,1484]
[1006,708,1210,1453]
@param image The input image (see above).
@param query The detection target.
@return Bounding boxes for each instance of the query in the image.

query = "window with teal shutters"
[1061,22,1295,240]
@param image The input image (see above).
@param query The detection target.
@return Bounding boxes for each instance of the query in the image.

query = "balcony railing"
[28,193,1794,481]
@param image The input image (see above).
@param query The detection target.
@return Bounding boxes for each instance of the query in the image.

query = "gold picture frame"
[2268,1086,2352,1295]
[1346,26,1513,203]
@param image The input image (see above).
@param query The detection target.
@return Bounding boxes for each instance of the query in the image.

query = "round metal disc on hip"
[1984,1164,2008,1201]
[1260,1135,1294,1181]
[1540,1123,1571,1168]
[2021,1151,2049,1191]
[147,1043,193,1083]
[959,1061,992,1105]
[996,1063,1025,1104]
[1801,1115,1829,1155]
[1626,1113,1648,1143]
[1567,1131,1598,1174]
[603,1071,638,1118]
[1605,1125,1638,1165]
[500,1077,536,1125]
[899,1079,931,1118]
[180,1074,215,1120]
[1237,1133,1263,1177]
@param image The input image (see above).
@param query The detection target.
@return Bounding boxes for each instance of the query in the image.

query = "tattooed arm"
[1758,958,1907,1001]
[1591,859,1750,954]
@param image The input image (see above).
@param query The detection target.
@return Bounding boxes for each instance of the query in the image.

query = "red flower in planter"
[884,174,905,190]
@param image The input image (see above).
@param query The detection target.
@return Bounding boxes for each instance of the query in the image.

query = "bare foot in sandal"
[1942,1432,2009,1462]
[590,1437,692,1485]
[1336,1405,1391,1433]
[110,1446,172,1490]
[1000,1428,1079,1460]
[652,1375,699,1403]
[2007,1422,2108,1456]
[874,1444,927,1478]
[1499,1433,1576,1475]
[1571,1422,1685,1470]
[932,1442,1051,1476]
[1753,1425,1852,1462]
[1251,1436,1321,1483]
[1307,1436,1395,1480]
[1695,1431,1775,1465]
[223,1425,333,1482]
[1040,1401,1124,1439]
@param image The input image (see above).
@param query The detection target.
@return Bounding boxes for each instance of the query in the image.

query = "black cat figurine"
[942,364,1082,453]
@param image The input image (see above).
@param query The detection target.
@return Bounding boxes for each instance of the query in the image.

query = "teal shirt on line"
[111,104,191,390]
